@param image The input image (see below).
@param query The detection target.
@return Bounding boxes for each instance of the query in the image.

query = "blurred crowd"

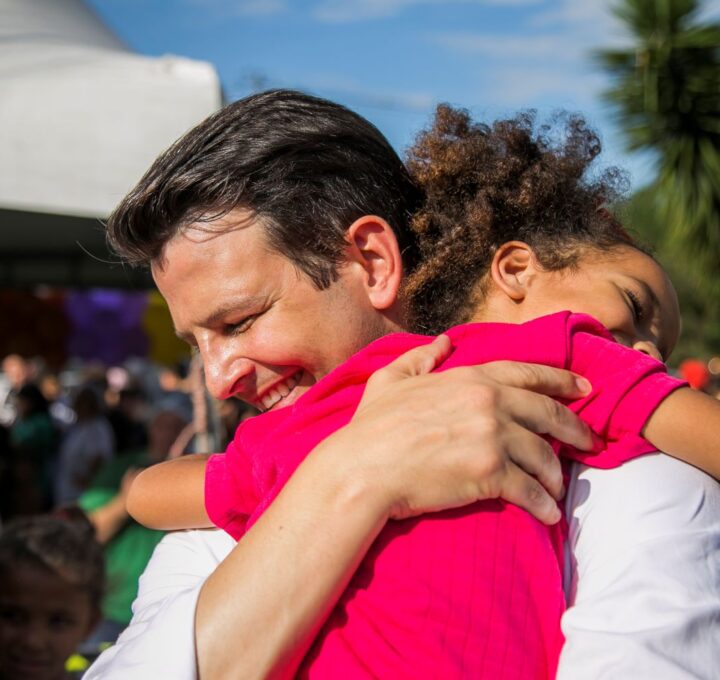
[0,349,716,678]
[0,352,255,677]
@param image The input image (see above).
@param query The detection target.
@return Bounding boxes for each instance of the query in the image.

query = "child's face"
[0,564,97,680]
[523,246,680,361]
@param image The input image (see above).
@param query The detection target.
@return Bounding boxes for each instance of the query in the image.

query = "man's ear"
[345,215,403,310]
[490,241,539,302]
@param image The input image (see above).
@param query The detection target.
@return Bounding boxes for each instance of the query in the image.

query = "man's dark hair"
[107,89,423,288]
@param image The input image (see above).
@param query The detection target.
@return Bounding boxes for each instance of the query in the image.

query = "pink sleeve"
[564,314,686,468]
[204,438,259,540]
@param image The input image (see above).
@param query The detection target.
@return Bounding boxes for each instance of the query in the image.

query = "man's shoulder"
[566,452,720,572]
[145,528,236,573]
[568,452,720,534]
[561,454,720,678]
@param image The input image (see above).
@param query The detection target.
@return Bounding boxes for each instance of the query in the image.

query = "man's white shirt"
[87,452,720,679]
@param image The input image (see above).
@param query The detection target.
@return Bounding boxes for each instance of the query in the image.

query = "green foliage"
[596,0,720,305]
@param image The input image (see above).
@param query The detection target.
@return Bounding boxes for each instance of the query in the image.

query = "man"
[88,91,720,679]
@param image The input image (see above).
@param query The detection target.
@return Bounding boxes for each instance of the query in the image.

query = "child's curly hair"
[403,106,640,334]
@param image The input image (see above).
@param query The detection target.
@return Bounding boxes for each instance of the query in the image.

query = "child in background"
[128,108,720,679]
[0,516,104,680]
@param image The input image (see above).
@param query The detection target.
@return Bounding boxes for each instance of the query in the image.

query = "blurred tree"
[597,0,720,304]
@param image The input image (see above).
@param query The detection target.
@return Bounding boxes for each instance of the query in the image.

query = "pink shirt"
[206,312,684,679]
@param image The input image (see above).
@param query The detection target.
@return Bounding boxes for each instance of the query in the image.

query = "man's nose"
[198,341,255,400]
[633,340,662,362]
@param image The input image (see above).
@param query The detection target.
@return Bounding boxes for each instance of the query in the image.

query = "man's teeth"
[259,373,301,411]
[263,388,282,411]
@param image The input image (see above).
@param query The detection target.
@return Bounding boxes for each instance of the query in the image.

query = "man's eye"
[625,290,645,323]
[225,315,257,335]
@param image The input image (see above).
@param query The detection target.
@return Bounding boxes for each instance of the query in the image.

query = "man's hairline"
[149,207,268,273]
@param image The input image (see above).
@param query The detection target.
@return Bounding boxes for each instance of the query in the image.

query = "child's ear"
[345,215,403,311]
[490,241,539,302]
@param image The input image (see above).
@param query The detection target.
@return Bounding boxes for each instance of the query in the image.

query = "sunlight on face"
[526,247,680,361]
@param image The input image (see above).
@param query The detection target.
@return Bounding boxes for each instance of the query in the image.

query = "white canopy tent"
[0,0,223,287]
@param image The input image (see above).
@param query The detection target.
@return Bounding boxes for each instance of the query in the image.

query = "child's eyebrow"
[629,277,659,309]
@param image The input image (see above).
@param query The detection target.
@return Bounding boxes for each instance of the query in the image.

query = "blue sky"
[87,0,719,190]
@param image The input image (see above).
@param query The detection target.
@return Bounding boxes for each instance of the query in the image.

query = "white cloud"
[484,0,543,5]
[697,0,720,22]
[485,66,606,107]
[431,32,565,59]
[529,0,629,48]
[230,70,435,112]
[312,0,542,24]
[237,0,287,15]
[185,0,288,17]
[427,0,626,112]
[430,0,627,64]
[300,74,435,111]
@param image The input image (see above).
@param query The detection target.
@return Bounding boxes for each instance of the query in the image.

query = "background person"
[0,515,104,680]
[0,354,35,427]
[9,383,58,515]
[54,388,115,506]
[76,409,188,650]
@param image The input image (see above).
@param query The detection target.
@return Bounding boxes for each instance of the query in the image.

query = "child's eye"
[625,289,645,323]
[49,614,76,630]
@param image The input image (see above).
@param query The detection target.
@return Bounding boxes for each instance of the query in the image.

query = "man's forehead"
[155,211,251,258]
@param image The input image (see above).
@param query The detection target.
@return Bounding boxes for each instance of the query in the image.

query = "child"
[0,515,105,680]
[129,108,719,679]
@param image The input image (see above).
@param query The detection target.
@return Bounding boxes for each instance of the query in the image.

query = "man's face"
[153,210,396,412]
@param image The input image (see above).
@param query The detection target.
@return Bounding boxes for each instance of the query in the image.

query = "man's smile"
[254,370,304,412]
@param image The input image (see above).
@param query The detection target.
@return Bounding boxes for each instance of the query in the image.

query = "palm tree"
[597,0,720,301]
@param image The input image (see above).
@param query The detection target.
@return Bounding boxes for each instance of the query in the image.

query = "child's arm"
[643,388,720,479]
[126,453,214,530]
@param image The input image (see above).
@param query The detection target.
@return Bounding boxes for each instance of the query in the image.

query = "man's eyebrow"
[174,296,266,343]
